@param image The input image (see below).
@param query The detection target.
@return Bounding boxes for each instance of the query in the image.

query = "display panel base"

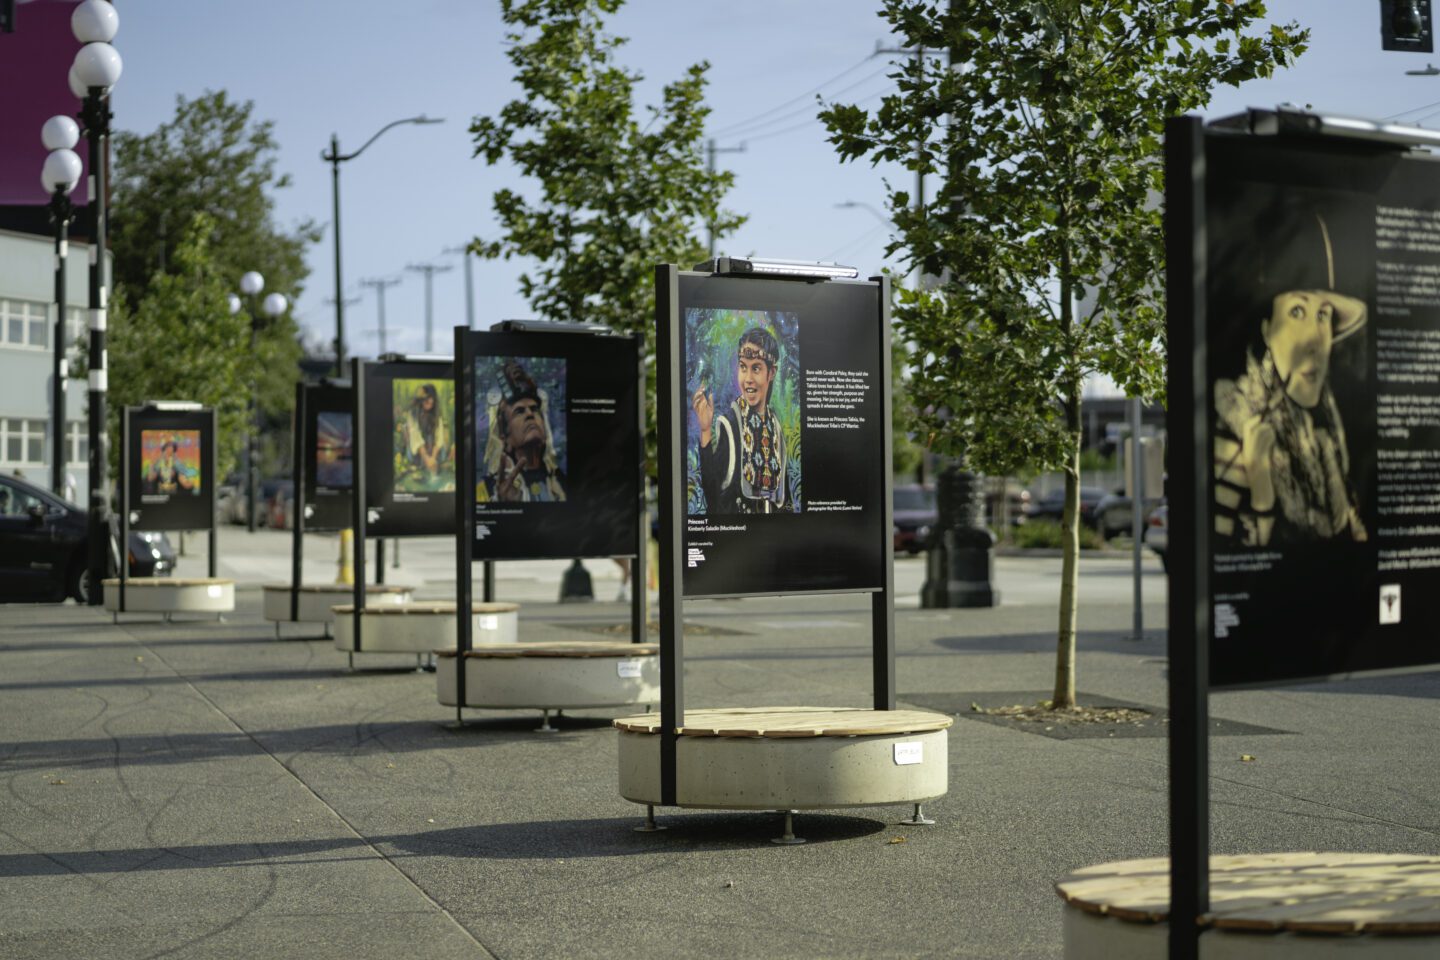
[615,707,949,810]
[436,641,659,714]
[262,583,414,625]
[331,601,519,654]
[102,578,234,616]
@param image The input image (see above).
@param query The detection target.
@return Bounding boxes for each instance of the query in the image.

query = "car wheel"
[68,561,92,603]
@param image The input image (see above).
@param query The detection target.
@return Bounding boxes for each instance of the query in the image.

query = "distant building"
[0,227,104,501]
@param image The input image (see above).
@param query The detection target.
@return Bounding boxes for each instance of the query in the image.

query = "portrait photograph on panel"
[475,355,567,503]
[316,411,353,489]
[1208,186,1373,552]
[391,378,456,494]
[684,308,802,517]
[140,429,202,501]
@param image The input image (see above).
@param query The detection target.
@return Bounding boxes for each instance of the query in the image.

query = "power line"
[741,88,890,144]
[707,53,876,138]
[1384,97,1440,120]
[714,66,894,140]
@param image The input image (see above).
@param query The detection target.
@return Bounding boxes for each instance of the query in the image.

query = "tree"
[109,90,319,421]
[104,214,260,482]
[822,0,1307,707]
[469,0,744,466]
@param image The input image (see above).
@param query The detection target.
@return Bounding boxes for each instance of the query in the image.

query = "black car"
[1023,486,1108,528]
[0,473,175,603]
[893,484,938,555]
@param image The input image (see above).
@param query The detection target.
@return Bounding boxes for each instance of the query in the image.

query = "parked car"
[0,472,176,603]
[1023,486,1107,528]
[1143,504,1168,571]
[1093,490,1167,539]
[893,484,938,554]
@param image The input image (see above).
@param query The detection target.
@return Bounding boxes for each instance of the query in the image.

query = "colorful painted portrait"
[315,411,353,488]
[474,356,567,503]
[392,379,456,493]
[684,308,802,515]
[140,430,202,497]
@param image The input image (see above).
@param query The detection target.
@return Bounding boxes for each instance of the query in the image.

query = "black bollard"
[559,558,594,602]
[920,463,999,608]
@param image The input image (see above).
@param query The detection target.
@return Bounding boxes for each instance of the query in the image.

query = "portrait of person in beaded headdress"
[478,357,566,503]
[691,324,797,515]
[1213,200,1368,547]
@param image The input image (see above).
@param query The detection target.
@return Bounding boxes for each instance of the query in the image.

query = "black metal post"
[290,382,306,622]
[872,276,896,709]
[246,298,260,534]
[208,408,218,578]
[656,266,685,805]
[632,333,647,644]
[1165,115,1211,960]
[50,188,73,497]
[81,87,111,604]
[117,407,129,614]
[329,134,346,376]
[453,326,474,721]
[482,561,495,603]
[350,358,367,653]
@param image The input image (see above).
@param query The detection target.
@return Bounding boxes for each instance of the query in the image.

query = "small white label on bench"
[1380,584,1401,625]
[894,742,923,765]
[617,659,643,679]
[478,615,499,631]
[206,585,223,598]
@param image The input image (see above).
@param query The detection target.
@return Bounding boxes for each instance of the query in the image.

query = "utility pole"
[358,278,400,355]
[705,139,746,256]
[874,41,944,289]
[442,245,476,330]
[405,261,452,353]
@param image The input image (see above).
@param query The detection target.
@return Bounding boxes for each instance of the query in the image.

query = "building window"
[65,306,85,349]
[1,299,49,351]
[67,421,87,464]
[1,418,47,466]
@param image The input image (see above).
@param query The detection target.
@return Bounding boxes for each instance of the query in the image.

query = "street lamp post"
[405,261,452,352]
[41,116,82,498]
[235,273,288,533]
[321,116,443,375]
[72,0,121,604]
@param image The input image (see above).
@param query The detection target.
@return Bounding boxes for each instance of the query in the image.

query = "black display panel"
[1201,132,1440,687]
[459,328,641,560]
[125,407,214,532]
[302,383,353,531]
[362,360,456,538]
[675,274,886,597]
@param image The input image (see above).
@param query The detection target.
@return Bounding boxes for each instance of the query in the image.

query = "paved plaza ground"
[2,531,1438,958]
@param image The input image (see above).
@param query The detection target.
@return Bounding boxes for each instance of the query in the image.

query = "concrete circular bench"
[262,583,414,638]
[615,706,951,841]
[102,578,234,619]
[437,641,659,730]
[1057,852,1440,958]
[331,602,519,656]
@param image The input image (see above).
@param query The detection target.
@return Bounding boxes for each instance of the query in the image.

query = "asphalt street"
[2,532,1438,959]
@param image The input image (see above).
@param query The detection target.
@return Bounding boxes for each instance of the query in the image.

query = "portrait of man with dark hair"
[1213,201,1368,546]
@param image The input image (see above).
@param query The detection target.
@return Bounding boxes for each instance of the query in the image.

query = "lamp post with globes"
[71,0,121,603]
[42,116,82,497]
[235,272,288,533]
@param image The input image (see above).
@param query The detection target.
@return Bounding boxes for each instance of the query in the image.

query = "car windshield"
[893,488,936,511]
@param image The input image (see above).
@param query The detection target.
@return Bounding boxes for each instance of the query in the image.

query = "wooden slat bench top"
[613,706,953,738]
[1055,852,1440,933]
[101,577,233,587]
[263,583,414,594]
[436,642,658,659]
[329,602,520,615]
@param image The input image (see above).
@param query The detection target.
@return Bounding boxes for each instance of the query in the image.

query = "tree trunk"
[1052,384,1082,709]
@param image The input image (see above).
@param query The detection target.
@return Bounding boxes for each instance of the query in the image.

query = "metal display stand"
[1164,110,1440,960]
[452,321,647,725]
[115,403,219,621]
[646,261,908,834]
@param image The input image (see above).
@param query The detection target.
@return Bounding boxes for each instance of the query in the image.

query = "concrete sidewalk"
[2,560,1437,959]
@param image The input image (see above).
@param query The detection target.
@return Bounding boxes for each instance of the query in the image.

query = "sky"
[86,1,1440,362]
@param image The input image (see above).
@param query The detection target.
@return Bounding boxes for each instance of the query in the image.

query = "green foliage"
[109,90,319,422]
[821,0,1307,475]
[822,0,1307,705]
[891,344,925,479]
[102,215,255,481]
[1079,447,1116,473]
[1014,518,1104,551]
[470,0,745,471]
